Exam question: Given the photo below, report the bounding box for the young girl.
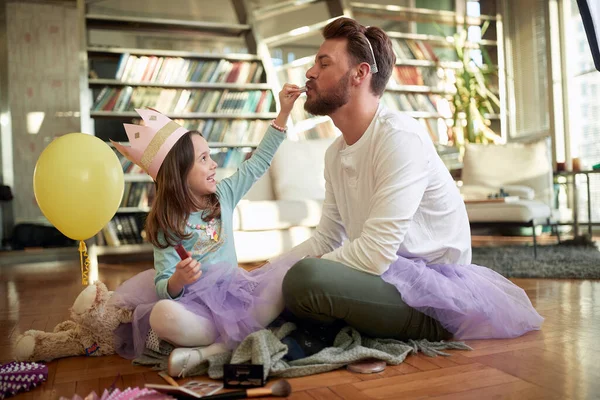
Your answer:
[110,84,305,377]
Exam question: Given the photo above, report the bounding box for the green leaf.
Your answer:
[481,20,491,38]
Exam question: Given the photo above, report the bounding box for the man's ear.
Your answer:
[353,63,371,86]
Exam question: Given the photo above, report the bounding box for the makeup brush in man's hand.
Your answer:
[200,380,291,399]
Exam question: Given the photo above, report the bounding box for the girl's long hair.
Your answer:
[145,131,221,248]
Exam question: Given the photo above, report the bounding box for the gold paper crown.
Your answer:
[111,108,188,181]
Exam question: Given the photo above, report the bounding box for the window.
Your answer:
[562,0,600,224]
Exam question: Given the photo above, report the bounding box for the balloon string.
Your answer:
[78,240,90,285]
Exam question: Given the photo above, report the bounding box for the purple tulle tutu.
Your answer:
[381,257,544,340]
[111,253,302,359]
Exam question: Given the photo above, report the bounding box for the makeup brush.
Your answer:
[158,371,180,387]
[200,380,291,399]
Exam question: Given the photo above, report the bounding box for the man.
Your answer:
[283,17,471,345]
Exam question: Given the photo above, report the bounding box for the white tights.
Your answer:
[148,274,285,358]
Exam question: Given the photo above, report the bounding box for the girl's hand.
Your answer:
[272,84,303,131]
[167,252,202,297]
[278,83,303,115]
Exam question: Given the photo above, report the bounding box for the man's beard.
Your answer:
[304,71,351,116]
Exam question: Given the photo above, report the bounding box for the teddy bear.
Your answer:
[13,281,133,362]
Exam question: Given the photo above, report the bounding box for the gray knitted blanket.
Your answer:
[133,323,471,379]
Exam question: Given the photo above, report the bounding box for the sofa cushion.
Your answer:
[270,138,335,200]
[466,199,552,223]
[235,199,323,231]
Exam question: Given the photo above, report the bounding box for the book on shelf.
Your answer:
[114,54,264,85]
[120,182,155,209]
[381,92,447,116]
[92,87,274,115]
[389,65,453,90]
[391,38,440,62]
[90,51,272,115]
[210,147,253,168]
[171,118,270,144]
[113,148,145,174]
[100,214,146,247]
[128,118,268,144]
[390,37,500,95]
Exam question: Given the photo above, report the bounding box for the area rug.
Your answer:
[471,243,600,279]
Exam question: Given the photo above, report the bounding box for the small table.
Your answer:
[554,169,600,237]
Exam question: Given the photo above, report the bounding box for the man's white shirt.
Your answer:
[290,103,472,275]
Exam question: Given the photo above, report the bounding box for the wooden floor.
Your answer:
[1,237,598,399]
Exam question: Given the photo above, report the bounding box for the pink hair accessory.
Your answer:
[111,108,188,181]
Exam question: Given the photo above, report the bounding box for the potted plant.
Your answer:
[444,21,504,156]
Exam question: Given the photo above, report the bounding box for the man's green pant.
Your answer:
[282,258,451,341]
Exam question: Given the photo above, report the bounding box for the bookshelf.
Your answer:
[77,0,275,250]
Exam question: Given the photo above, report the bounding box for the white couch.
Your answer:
[223,137,335,263]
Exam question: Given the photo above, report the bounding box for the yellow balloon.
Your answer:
[33,133,124,241]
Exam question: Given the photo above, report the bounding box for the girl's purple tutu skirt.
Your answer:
[381,256,543,340]
[111,251,542,360]
[111,253,302,360]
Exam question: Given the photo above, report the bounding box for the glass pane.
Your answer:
[507,0,549,138]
